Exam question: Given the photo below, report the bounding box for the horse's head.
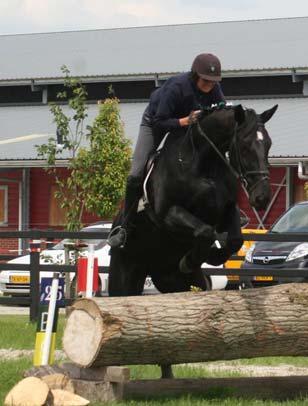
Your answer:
[231,104,278,210]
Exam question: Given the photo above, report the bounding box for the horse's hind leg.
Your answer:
[165,206,216,272]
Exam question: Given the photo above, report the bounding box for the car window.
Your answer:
[51,227,108,251]
[271,205,308,233]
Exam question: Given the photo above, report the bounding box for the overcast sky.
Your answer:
[0,0,308,35]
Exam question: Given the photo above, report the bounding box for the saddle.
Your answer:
[137,133,169,213]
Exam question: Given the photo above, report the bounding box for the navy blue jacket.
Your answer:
[144,72,225,143]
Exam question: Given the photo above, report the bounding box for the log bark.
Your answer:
[62,283,308,367]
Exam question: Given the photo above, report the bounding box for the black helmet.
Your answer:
[191,53,222,82]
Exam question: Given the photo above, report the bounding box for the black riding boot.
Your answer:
[108,176,143,248]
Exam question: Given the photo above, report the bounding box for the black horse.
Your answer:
[108,104,277,297]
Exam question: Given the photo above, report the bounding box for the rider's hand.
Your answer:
[179,110,201,127]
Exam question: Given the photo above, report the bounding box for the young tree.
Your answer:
[74,98,132,219]
[37,66,131,231]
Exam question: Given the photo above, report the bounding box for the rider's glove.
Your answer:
[188,110,201,125]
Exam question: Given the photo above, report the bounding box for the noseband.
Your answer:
[195,119,269,193]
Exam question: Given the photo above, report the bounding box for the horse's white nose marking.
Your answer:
[257,131,264,141]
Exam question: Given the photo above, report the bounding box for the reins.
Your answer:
[196,120,240,181]
[194,116,269,193]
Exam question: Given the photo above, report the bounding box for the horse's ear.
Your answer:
[260,104,278,123]
[234,104,246,125]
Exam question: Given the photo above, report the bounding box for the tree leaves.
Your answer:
[36,67,131,230]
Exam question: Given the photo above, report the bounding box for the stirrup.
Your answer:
[107,226,128,248]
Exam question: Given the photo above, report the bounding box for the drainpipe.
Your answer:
[285,167,293,209]
[21,169,30,254]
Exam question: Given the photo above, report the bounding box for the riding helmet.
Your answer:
[191,53,222,82]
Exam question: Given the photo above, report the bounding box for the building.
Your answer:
[1,16,308,251]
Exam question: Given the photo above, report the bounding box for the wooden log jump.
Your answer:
[63,283,308,368]
[22,363,308,402]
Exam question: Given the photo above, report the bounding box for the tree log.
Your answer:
[4,377,50,406]
[63,283,308,368]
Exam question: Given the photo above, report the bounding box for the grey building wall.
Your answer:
[0,97,307,162]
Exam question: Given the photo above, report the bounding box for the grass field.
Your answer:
[0,314,65,349]
[1,315,308,405]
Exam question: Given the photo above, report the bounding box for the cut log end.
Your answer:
[63,303,103,367]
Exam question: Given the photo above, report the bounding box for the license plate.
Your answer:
[254,276,273,281]
[227,275,239,281]
[9,275,30,284]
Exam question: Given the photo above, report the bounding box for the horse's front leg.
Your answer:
[164,205,216,273]
[164,205,215,240]
[206,204,243,266]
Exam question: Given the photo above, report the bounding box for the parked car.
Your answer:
[224,228,268,289]
[0,222,227,296]
[241,201,308,288]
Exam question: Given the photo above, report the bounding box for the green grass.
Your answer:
[128,364,243,380]
[0,315,65,349]
[0,358,33,404]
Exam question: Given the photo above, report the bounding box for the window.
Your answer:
[0,186,8,225]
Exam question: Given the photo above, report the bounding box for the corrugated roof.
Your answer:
[0,97,306,163]
[1,17,308,81]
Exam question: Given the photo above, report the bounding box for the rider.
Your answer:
[108,53,226,248]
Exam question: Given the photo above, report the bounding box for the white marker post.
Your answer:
[85,244,95,298]
[41,273,59,365]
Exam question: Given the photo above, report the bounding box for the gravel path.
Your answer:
[185,361,308,377]
[0,349,65,361]
[0,306,29,315]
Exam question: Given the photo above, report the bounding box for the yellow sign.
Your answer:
[33,305,59,366]
[33,332,56,366]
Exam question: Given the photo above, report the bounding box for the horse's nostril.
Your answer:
[257,195,264,203]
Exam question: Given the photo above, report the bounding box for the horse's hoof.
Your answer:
[179,256,193,274]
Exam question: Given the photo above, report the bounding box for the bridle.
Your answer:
[195,117,269,194]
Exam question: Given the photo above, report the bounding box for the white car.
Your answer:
[0,222,227,296]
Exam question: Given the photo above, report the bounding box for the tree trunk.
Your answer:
[63,283,308,368]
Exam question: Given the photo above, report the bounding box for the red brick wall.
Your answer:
[30,168,104,229]
[2,165,295,252]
